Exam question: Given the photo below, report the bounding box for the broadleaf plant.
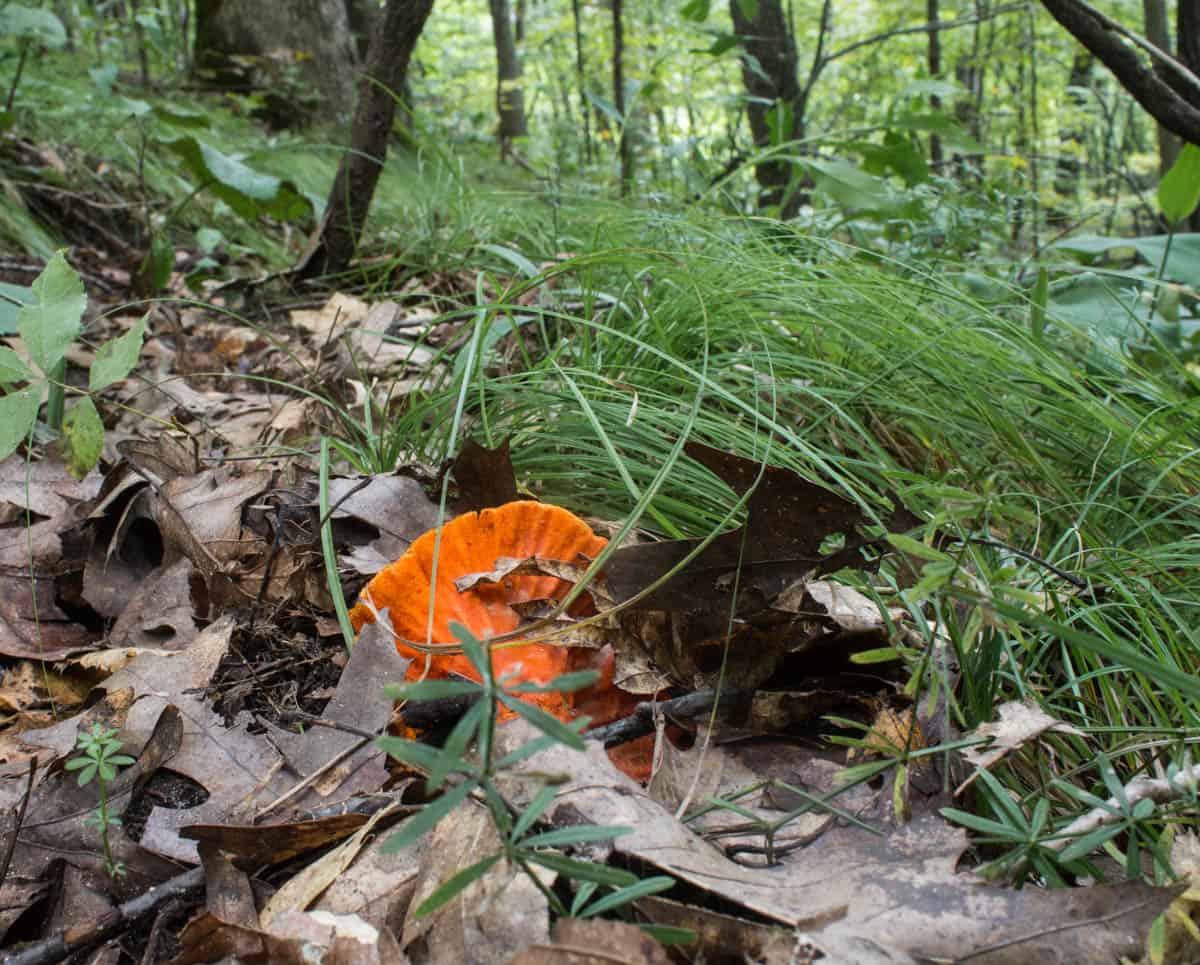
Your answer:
[0,251,146,476]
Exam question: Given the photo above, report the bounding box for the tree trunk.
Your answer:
[1179,0,1200,77]
[1179,0,1200,229]
[612,0,632,192]
[952,0,988,180]
[729,0,803,212]
[1142,0,1179,176]
[296,0,436,279]
[194,0,358,119]
[345,0,380,62]
[489,0,528,154]
[571,0,592,164]
[927,0,943,169]
[129,0,151,85]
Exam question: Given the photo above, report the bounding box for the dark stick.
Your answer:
[4,867,204,965]
[585,688,747,748]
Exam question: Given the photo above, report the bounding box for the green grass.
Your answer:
[362,194,1200,883]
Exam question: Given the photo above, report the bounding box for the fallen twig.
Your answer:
[585,688,748,748]
[4,866,204,965]
[1046,761,1200,852]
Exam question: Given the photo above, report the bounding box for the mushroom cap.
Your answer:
[349,500,608,716]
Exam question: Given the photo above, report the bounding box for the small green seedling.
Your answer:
[65,723,135,878]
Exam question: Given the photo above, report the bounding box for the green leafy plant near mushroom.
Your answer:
[380,622,691,945]
[0,251,146,477]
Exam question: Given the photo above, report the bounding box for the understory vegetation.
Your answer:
[2,1,1200,960]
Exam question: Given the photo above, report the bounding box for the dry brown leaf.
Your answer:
[508,918,673,965]
[959,699,1085,791]
[1149,832,1200,965]
[260,803,403,929]
[803,580,905,634]
[0,698,184,893]
[492,718,1173,962]
[260,617,409,811]
[0,453,102,522]
[0,466,98,660]
[182,814,374,869]
[402,799,550,964]
[329,474,441,577]
[94,617,293,863]
[264,909,409,965]
[313,819,424,933]
[291,292,372,339]
[632,897,795,965]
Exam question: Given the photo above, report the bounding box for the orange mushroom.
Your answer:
[350,501,600,702]
[351,501,656,780]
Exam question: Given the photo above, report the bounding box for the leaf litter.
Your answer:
[0,288,1186,965]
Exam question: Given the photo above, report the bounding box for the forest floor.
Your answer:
[1,78,1199,965]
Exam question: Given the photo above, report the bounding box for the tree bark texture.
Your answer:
[1180,0,1200,78]
[729,0,803,210]
[297,0,436,278]
[1142,0,1179,175]
[1178,0,1200,229]
[571,0,592,163]
[345,0,380,62]
[613,0,632,191]
[927,0,944,168]
[193,0,358,118]
[1040,0,1200,146]
[489,0,528,149]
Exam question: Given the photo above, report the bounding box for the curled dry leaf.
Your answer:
[958,699,1085,792]
[328,473,441,577]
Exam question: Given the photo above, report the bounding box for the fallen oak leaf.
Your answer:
[604,442,921,612]
[492,717,1177,963]
[958,699,1085,793]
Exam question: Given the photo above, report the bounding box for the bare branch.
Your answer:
[1061,0,1200,100]
[1040,0,1200,146]
[824,1,1026,67]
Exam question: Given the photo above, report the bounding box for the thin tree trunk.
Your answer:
[927,0,943,169]
[612,0,632,192]
[1178,0,1200,229]
[489,0,527,155]
[571,0,592,164]
[296,0,435,279]
[1049,51,1093,224]
[729,0,804,213]
[953,0,986,179]
[1142,0,1179,176]
[129,0,151,85]
[1039,0,1200,146]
